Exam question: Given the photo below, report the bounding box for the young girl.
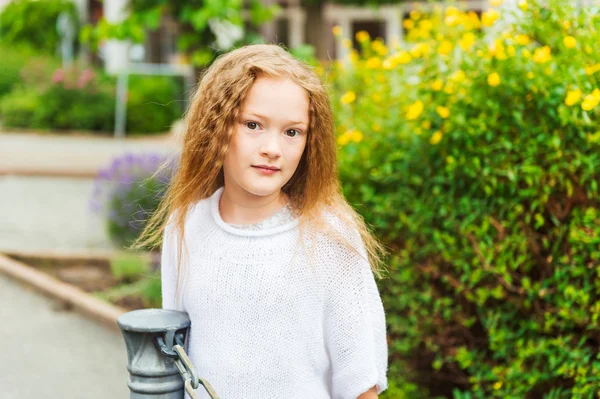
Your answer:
[134,44,389,399]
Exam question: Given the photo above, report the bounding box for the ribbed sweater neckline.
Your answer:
[209,186,300,237]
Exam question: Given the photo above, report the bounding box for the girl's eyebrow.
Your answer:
[244,111,308,126]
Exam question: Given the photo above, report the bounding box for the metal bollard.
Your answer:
[117,309,219,399]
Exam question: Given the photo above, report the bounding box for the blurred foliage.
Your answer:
[110,252,150,282]
[328,0,600,397]
[0,57,184,134]
[81,0,279,67]
[127,75,184,134]
[0,0,79,54]
[0,43,35,98]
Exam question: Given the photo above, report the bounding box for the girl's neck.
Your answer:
[218,186,289,225]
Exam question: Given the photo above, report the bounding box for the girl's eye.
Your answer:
[246,122,260,130]
[286,129,301,138]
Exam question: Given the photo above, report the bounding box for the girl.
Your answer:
[133,44,389,399]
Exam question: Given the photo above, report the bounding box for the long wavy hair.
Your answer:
[130,44,388,302]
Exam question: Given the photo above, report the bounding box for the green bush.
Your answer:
[34,72,116,131]
[330,1,600,398]
[126,75,184,135]
[0,88,41,128]
[0,44,35,98]
[110,252,150,282]
[1,63,184,134]
[0,0,79,54]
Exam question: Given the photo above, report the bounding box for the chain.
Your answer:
[156,334,220,399]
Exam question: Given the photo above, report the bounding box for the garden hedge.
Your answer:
[330,1,600,397]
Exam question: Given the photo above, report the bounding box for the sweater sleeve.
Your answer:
[323,239,389,399]
[161,216,183,311]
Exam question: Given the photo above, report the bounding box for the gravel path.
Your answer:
[0,272,130,398]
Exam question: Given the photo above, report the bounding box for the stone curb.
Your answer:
[3,249,119,261]
[0,168,98,178]
[0,253,128,332]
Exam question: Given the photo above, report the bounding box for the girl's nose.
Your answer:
[260,131,282,159]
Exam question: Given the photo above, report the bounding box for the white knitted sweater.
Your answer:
[161,187,388,399]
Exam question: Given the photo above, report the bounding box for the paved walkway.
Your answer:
[0,131,182,254]
[0,131,181,177]
[0,272,130,398]
[0,131,183,397]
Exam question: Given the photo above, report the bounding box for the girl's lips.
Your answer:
[252,166,279,175]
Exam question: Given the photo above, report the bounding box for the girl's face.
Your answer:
[222,76,309,200]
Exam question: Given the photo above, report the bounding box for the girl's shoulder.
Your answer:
[308,207,367,261]
[165,195,212,235]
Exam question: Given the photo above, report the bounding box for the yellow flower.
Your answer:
[562,20,571,30]
[366,57,382,69]
[341,91,356,104]
[522,48,531,58]
[585,46,593,55]
[489,41,508,60]
[490,0,503,6]
[582,97,599,111]
[337,133,350,146]
[563,36,576,49]
[459,32,476,51]
[403,19,415,30]
[332,26,342,37]
[445,14,460,27]
[421,120,432,129]
[482,9,500,27]
[518,1,528,11]
[488,72,501,87]
[398,52,412,64]
[410,10,421,20]
[350,130,364,143]
[342,38,352,49]
[533,46,552,64]
[430,131,443,145]
[419,20,433,32]
[355,30,370,43]
[407,100,424,120]
[372,93,382,103]
[582,89,600,111]
[585,63,600,76]
[451,70,466,83]
[507,45,516,56]
[493,382,503,390]
[431,79,444,91]
[436,106,450,119]
[410,43,430,58]
[467,11,481,29]
[337,130,363,145]
[438,40,453,55]
[382,59,394,70]
[565,89,582,106]
[444,85,455,94]
[372,40,388,56]
[515,34,530,45]
[527,72,534,79]
[445,6,460,17]
[372,123,381,132]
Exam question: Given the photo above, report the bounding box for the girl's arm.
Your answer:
[160,217,180,310]
[358,386,378,399]
[322,236,388,399]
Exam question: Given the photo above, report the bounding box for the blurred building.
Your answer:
[1,0,596,72]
